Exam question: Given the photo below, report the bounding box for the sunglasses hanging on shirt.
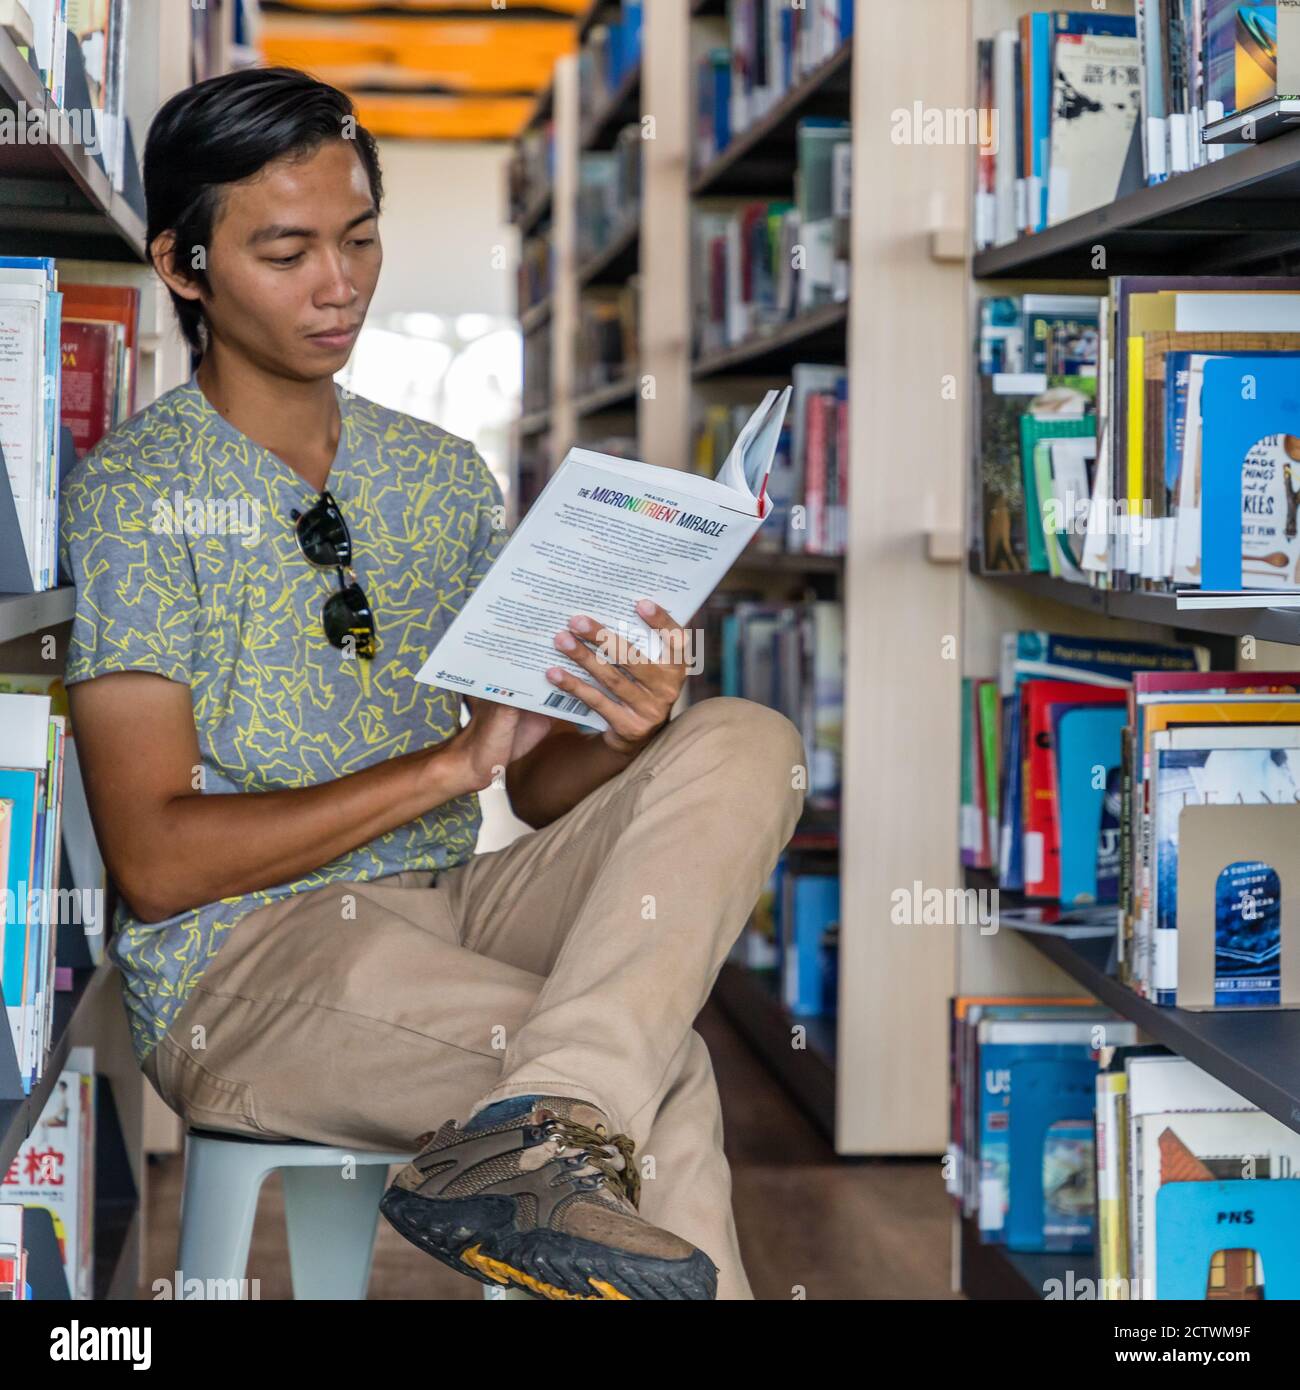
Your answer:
[290,490,378,661]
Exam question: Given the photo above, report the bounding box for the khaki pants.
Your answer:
[141,696,806,1300]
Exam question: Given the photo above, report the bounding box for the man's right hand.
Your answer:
[450,696,556,793]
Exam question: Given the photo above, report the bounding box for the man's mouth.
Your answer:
[307,324,361,348]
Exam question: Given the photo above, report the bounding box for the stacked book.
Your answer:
[692,118,849,357]
[1095,1046,1300,1299]
[575,280,639,395]
[9,0,135,194]
[693,0,854,168]
[961,629,1208,910]
[0,257,63,593]
[737,852,839,1019]
[1,1045,96,1300]
[972,277,1300,596]
[578,0,642,128]
[975,4,1300,250]
[576,126,642,263]
[508,119,555,222]
[693,363,847,556]
[519,234,552,317]
[951,1005,1300,1295]
[949,999,1137,1256]
[1119,668,1300,1008]
[60,281,139,457]
[694,595,843,807]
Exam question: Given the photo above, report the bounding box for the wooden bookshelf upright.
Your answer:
[956,0,1300,1298]
[511,2,966,1156]
[0,3,221,1297]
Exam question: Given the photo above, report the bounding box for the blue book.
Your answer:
[1005,1057,1098,1252]
[1029,14,1051,232]
[1157,1179,1300,1300]
[977,1026,1114,1243]
[0,769,41,1091]
[1164,350,1192,498]
[782,874,838,1016]
[1200,355,1300,590]
[997,631,1203,890]
[1052,10,1137,37]
[1054,704,1127,905]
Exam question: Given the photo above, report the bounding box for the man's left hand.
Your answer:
[546,599,691,757]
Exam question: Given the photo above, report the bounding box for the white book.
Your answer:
[992,30,1018,247]
[416,389,793,732]
[0,1203,24,1299]
[1138,1108,1300,1297]
[0,281,47,586]
[1126,1054,1256,1292]
[1149,727,1300,1001]
[1174,293,1300,333]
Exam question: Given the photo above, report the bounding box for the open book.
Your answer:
[415,387,792,731]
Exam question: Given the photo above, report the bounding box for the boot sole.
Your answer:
[378,1187,718,1301]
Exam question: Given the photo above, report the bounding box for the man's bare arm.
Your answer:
[505,721,640,830]
[68,671,537,924]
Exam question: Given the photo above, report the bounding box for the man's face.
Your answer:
[197,139,381,380]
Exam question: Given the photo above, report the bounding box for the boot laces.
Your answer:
[543,1116,641,1209]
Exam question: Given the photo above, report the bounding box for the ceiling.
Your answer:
[254,0,585,140]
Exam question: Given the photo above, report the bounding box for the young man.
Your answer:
[59,67,805,1302]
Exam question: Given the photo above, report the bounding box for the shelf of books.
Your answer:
[957,0,1300,1302]
[685,0,856,1147]
[0,0,214,1299]
[509,0,966,1155]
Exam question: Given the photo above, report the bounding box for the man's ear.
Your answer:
[150,229,203,305]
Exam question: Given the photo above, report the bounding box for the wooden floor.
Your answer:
[141,998,958,1300]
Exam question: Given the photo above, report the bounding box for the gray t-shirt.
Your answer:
[59,375,506,1068]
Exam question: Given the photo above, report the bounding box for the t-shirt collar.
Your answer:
[183,370,351,501]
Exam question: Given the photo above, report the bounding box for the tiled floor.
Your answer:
[142,998,958,1301]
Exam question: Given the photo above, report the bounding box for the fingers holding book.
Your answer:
[546,600,691,757]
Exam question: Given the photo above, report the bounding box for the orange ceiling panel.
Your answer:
[260,17,575,92]
[257,2,581,141]
[352,91,537,140]
[263,0,585,14]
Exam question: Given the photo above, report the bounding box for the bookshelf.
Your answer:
[509,2,960,1156]
[0,0,223,1298]
[957,0,1300,1299]
[0,27,143,261]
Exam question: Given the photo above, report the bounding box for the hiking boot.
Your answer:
[379,1093,718,1300]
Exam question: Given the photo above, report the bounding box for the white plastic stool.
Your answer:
[176,1124,538,1300]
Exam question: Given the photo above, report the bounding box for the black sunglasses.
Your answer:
[290,490,378,660]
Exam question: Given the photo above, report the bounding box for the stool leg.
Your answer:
[282,1162,391,1300]
[177,1139,270,1296]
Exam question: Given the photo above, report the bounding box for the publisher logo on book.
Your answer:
[437,670,474,688]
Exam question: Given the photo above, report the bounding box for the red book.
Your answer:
[804,392,828,553]
[835,395,849,554]
[60,320,117,455]
[1021,679,1127,899]
[62,284,140,416]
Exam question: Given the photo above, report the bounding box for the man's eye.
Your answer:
[350,238,375,249]
[268,253,302,267]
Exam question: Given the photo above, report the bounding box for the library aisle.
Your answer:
[0,0,1298,1358]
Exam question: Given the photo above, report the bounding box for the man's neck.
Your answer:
[195,346,342,494]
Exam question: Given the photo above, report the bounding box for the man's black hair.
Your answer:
[143,66,384,355]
